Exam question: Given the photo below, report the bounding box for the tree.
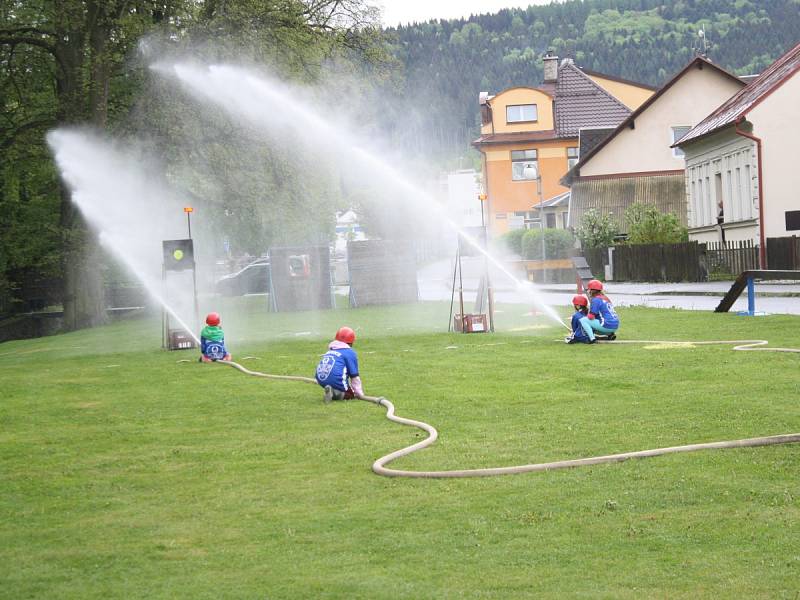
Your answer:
[1,0,385,329]
[1,0,169,329]
[624,202,688,244]
[575,209,616,249]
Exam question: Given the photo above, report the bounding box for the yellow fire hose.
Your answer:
[217,340,800,478]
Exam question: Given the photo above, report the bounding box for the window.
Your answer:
[506,104,538,123]
[786,211,800,231]
[567,147,579,169]
[671,126,691,157]
[511,149,538,181]
[546,213,556,228]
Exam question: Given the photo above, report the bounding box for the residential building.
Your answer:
[563,56,746,234]
[676,41,800,267]
[472,53,655,236]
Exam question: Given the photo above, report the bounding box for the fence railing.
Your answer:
[582,238,780,283]
[705,240,759,276]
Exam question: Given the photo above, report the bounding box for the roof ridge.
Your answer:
[678,41,800,145]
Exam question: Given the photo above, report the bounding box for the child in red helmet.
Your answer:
[586,279,619,341]
[565,294,596,344]
[200,312,232,362]
[315,326,364,403]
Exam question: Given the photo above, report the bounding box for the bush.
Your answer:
[624,203,688,244]
[521,228,575,260]
[499,228,526,256]
[575,208,616,249]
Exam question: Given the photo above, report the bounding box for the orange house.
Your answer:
[473,54,655,235]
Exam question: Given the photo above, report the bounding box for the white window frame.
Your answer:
[567,146,579,169]
[511,149,538,181]
[506,104,538,124]
[671,126,692,158]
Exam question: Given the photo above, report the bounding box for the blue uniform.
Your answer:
[568,311,593,343]
[315,346,359,392]
[201,336,229,361]
[589,295,619,330]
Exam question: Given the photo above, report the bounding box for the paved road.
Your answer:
[418,258,800,315]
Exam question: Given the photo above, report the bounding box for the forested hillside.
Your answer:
[383,0,800,163]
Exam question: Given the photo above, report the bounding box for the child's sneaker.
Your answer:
[606,333,616,341]
[323,385,333,404]
[587,338,597,344]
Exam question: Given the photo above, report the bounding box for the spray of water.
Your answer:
[154,62,568,330]
[47,128,202,345]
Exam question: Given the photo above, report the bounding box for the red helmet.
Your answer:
[206,312,220,326]
[335,326,356,344]
[587,279,603,291]
[572,294,588,307]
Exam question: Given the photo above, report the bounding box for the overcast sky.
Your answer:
[378,0,559,27]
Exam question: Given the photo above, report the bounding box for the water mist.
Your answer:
[154,62,568,330]
[47,128,202,343]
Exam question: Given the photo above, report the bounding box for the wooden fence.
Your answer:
[767,236,800,270]
[614,241,705,282]
[705,240,759,276]
[583,240,753,283]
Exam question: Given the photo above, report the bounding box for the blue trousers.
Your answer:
[578,316,617,340]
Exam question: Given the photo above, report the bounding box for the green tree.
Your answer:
[624,202,688,244]
[1,0,386,327]
[575,209,616,249]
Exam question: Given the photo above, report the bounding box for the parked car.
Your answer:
[216,258,270,296]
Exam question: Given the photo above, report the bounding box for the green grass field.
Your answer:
[2,301,799,599]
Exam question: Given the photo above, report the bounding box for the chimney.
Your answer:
[543,50,558,83]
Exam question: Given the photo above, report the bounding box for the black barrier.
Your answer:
[348,240,418,307]
[268,245,332,312]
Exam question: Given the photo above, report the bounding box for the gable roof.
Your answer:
[554,60,632,138]
[564,56,745,182]
[677,41,800,146]
[581,68,658,91]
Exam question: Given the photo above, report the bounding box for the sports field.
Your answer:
[2,302,799,598]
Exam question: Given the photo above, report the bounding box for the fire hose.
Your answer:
[216,340,800,478]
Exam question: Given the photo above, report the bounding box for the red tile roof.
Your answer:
[678,41,800,145]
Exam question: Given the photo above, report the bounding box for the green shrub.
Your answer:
[575,208,616,249]
[499,228,526,256]
[521,228,575,260]
[624,203,688,244]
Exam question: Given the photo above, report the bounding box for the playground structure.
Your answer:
[715,270,800,315]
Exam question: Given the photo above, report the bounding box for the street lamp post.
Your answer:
[523,165,547,283]
[183,206,199,331]
[478,193,495,332]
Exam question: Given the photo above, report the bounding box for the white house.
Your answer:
[563,56,746,234]
[676,41,800,267]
